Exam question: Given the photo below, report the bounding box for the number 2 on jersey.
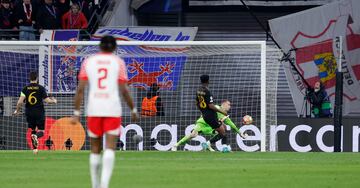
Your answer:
[198,95,207,108]
[98,68,108,89]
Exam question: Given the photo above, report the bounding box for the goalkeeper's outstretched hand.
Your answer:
[239,132,248,139]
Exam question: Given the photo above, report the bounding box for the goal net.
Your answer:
[0,41,281,152]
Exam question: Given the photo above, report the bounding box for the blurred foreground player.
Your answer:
[73,35,138,188]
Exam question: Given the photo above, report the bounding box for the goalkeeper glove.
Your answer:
[239,132,248,139]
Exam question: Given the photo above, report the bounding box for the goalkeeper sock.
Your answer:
[176,135,191,146]
[101,149,115,188]
[209,134,223,144]
[90,153,101,188]
[36,131,44,139]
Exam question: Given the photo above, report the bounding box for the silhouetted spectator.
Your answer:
[0,136,6,149]
[61,3,87,29]
[45,136,54,150]
[64,138,73,150]
[15,0,36,40]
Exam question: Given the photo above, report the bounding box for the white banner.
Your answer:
[269,0,360,115]
[92,26,198,41]
[38,30,53,92]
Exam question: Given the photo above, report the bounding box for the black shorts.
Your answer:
[203,113,221,129]
[25,111,45,130]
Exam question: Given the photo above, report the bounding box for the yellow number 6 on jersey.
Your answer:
[28,92,37,105]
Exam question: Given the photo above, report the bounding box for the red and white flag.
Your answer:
[269,0,360,115]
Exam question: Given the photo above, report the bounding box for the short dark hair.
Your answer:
[100,35,117,53]
[200,75,209,84]
[29,71,38,81]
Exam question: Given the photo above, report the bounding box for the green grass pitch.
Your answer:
[1,151,359,188]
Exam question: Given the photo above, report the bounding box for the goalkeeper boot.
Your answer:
[202,141,215,152]
[201,142,208,151]
[31,134,38,148]
[171,145,177,151]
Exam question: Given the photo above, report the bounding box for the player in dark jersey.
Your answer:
[196,75,229,152]
[13,71,57,154]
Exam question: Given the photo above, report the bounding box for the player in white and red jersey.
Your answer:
[73,35,138,188]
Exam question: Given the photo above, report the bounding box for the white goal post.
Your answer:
[0,40,280,152]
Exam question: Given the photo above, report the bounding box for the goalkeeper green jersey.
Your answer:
[194,105,240,134]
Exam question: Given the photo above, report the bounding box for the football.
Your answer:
[242,115,253,125]
[132,134,143,143]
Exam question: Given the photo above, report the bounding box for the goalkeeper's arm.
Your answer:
[221,115,247,138]
[222,116,240,134]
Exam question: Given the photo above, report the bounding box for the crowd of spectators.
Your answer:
[0,0,99,40]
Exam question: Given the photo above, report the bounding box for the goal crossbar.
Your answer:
[0,40,266,46]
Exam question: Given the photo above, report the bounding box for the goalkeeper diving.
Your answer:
[172,100,247,152]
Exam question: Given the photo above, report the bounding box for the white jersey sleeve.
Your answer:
[78,53,128,117]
